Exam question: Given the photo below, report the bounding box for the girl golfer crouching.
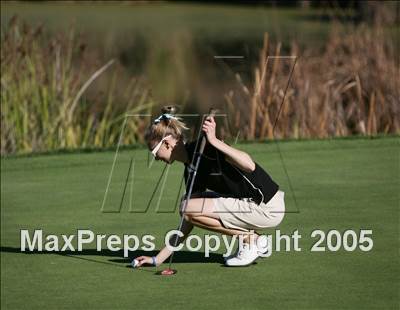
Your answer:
[135,112,285,267]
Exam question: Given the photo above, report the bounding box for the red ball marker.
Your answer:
[158,268,177,276]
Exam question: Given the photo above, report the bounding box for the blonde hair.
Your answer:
[144,115,189,147]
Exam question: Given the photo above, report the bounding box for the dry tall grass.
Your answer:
[1,16,153,155]
[1,16,398,155]
[225,22,399,140]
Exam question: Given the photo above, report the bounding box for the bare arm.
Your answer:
[155,218,193,265]
[202,116,256,173]
[136,218,193,266]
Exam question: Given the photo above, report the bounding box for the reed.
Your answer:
[1,16,153,155]
[226,21,399,140]
[1,15,398,155]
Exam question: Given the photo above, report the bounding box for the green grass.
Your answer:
[1,137,399,309]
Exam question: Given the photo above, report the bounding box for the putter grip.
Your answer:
[199,108,217,154]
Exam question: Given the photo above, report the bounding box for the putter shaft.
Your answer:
[167,108,217,270]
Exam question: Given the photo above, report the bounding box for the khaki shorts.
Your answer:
[213,190,285,232]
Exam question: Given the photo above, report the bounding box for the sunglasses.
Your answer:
[151,135,172,157]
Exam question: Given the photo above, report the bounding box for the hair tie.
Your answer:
[153,113,177,124]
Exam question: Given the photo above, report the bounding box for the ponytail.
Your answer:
[144,111,188,146]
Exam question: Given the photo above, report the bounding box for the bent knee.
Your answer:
[180,199,200,220]
[183,213,194,222]
[182,207,197,222]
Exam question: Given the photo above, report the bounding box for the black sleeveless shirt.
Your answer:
[183,139,279,204]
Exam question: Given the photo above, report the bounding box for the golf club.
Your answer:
[157,107,217,276]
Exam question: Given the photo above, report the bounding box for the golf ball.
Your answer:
[131,259,139,268]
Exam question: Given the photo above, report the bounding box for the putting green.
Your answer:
[1,137,398,309]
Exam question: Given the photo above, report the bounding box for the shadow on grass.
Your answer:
[0,246,223,269]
